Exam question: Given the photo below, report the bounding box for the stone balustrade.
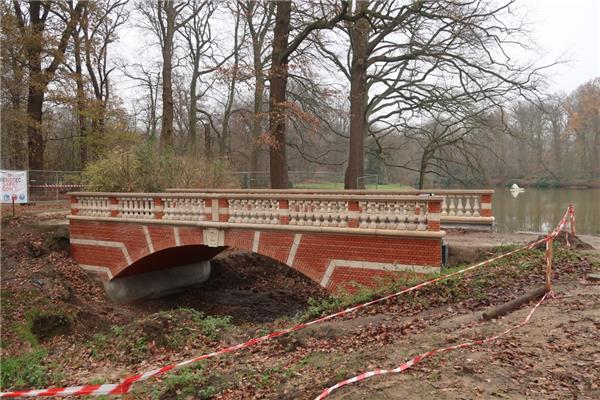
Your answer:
[165,188,495,228]
[69,192,447,233]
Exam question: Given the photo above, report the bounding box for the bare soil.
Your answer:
[1,204,599,399]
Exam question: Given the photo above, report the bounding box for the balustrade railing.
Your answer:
[165,188,495,222]
[118,197,154,219]
[289,200,349,227]
[69,191,448,233]
[162,197,207,221]
[358,200,428,231]
[228,199,279,224]
[74,196,111,217]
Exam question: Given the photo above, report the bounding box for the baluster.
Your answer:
[298,203,306,225]
[448,196,456,216]
[228,199,236,222]
[417,203,427,230]
[369,202,377,229]
[441,196,448,216]
[472,196,480,217]
[464,197,472,217]
[456,197,464,216]
[397,205,407,230]
[179,199,185,220]
[289,201,297,225]
[261,200,268,223]
[274,200,280,224]
[359,201,368,228]
[409,203,418,230]
[254,200,261,223]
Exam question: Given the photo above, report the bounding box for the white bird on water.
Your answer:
[510,183,525,198]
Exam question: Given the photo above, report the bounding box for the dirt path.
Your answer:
[335,282,600,399]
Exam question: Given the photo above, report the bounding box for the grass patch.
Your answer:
[0,348,48,389]
[133,362,221,400]
[84,309,233,363]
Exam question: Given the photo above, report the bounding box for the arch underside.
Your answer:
[114,245,227,279]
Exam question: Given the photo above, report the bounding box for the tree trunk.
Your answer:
[268,0,291,189]
[418,151,429,189]
[25,1,46,170]
[204,122,212,160]
[189,70,198,151]
[26,83,45,170]
[250,72,264,173]
[22,1,85,169]
[219,6,241,159]
[160,0,176,151]
[73,29,88,168]
[344,1,369,189]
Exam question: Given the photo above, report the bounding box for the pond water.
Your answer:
[492,188,599,235]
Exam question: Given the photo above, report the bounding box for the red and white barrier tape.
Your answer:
[0,206,574,397]
[29,185,85,189]
[314,291,551,400]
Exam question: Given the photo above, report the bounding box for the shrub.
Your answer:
[82,141,236,192]
[83,150,138,191]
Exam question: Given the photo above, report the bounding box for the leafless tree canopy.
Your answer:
[1,0,597,189]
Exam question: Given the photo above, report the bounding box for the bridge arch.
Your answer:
[70,217,443,300]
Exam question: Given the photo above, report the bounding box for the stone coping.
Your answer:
[68,215,447,238]
[165,188,495,195]
[67,192,445,202]
[441,216,496,224]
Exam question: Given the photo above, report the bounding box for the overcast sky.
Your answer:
[116,0,600,103]
[525,0,600,93]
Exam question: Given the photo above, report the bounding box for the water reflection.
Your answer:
[493,188,599,235]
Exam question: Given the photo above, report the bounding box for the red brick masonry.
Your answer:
[70,219,443,293]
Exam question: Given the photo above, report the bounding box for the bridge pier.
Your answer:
[105,260,211,302]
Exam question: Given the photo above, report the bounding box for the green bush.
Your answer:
[83,150,138,191]
[82,141,236,192]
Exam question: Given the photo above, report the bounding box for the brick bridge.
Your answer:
[68,189,493,300]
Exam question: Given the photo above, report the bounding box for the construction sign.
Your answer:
[0,170,28,204]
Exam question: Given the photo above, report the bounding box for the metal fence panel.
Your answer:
[28,170,84,202]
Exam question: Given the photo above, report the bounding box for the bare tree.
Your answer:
[180,0,217,152]
[565,78,600,181]
[12,0,86,169]
[240,0,275,173]
[121,63,162,138]
[344,0,369,189]
[137,0,194,151]
[267,0,351,188]
[64,0,129,165]
[317,0,548,188]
